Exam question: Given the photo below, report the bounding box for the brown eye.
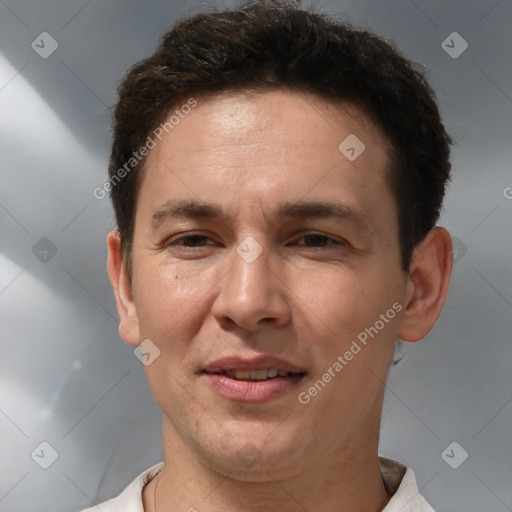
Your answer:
[177,235,209,246]
[303,234,331,247]
[166,233,214,249]
[297,234,343,247]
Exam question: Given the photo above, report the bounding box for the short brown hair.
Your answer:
[109,0,452,276]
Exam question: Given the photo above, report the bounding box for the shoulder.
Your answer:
[379,455,435,512]
[77,462,163,512]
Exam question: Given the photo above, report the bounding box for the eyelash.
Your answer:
[165,234,216,249]
[164,233,346,249]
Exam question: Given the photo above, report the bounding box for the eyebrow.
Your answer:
[277,201,367,225]
[151,198,370,231]
[151,199,228,227]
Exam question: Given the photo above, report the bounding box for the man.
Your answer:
[83,1,453,510]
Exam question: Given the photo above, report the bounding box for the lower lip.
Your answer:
[203,373,305,403]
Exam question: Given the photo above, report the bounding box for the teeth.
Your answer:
[249,369,268,379]
[224,369,289,380]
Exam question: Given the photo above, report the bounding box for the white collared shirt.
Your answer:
[78,456,435,512]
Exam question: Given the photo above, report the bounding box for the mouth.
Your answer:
[205,368,306,381]
[201,356,307,403]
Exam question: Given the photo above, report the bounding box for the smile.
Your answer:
[211,368,305,380]
[203,369,306,403]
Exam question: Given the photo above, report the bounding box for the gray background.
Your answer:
[0,0,511,511]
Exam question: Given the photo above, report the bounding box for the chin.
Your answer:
[209,450,302,482]
[201,424,308,479]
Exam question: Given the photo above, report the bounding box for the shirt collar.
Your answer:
[83,457,434,512]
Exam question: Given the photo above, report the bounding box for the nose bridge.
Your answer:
[212,237,290,330]
[232,238,269,294]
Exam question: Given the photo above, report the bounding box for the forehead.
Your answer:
[150,90,389,162]
[137,89,395,225]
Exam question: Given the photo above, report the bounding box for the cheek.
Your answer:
[290,261,402,364]
[132,259,214,341]
[289,263,368,338]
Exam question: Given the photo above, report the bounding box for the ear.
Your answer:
[398,226,453,342]
[106,230,140,346]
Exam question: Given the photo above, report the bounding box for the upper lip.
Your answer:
[203,355,307,374]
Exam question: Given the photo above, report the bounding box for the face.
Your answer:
[122,90,411,479]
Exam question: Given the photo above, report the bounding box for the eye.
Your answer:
[295,234,345,248]
[165,233,215,248]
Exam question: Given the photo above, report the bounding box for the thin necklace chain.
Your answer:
[153,472,161,512]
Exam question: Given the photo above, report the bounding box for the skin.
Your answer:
[107,90,452,512]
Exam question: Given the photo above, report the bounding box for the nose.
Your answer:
[211,240,291,333]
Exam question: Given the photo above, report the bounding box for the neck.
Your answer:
[143,421,391,512]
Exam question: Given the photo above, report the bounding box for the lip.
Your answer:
[203,373,305,403]
[203,355,306,374]
[202,355,307,403]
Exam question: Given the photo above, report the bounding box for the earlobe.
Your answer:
[398,227,453,342]
[106,230,141,346]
